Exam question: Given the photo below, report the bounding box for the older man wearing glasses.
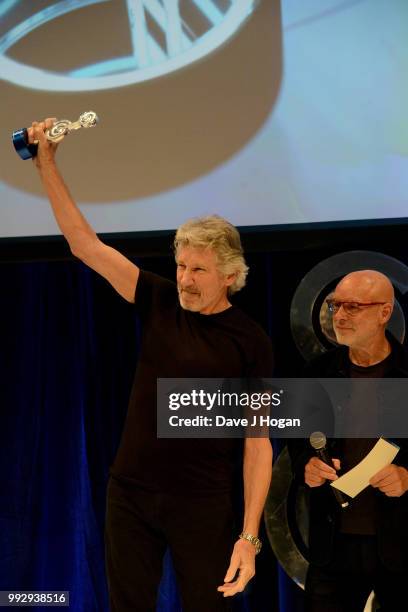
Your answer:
[289,270,408,612]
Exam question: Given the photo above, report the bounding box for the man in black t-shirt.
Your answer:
[29,119,274,611]
[289,270,408,612]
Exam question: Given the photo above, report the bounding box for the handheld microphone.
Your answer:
[310,431,349,509]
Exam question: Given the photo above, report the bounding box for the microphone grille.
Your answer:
[310,431,327,450]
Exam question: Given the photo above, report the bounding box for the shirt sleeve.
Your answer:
[134,270,177,322]
[247,330,275,378]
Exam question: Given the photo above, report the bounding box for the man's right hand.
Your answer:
[27,118,58,169]
[304,457,340,487]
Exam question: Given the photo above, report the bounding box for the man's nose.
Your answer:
[333,304,347,320]
[180,269,193,286]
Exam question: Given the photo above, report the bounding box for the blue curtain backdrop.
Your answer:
[0,252,306,612]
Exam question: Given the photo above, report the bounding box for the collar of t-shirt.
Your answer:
[348,352,393,378]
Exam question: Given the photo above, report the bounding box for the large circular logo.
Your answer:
[0,0,259,91]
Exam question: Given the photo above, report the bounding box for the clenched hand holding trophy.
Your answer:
[12,111,99,160]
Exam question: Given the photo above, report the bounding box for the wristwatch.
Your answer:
[239,532,262,554]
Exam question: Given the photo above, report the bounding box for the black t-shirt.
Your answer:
[111,270,274,492]
[340,355,393,534]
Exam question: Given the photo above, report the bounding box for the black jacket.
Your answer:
[288,333,408,570]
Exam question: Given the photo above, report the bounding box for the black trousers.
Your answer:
[105,476,234,612]
[305,533,406,612]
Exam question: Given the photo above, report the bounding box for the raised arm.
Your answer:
[29,119,139,303]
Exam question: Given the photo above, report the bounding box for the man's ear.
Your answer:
[225,272,236,287]
[381,303,393,324]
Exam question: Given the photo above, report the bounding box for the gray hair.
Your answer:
[174,215,248,295]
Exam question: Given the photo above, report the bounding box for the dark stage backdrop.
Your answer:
[2,238,408,611]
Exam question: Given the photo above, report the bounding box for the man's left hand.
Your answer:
[370,464,408,497]
[217,538,256,597]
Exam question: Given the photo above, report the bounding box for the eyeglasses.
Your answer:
[326,299,387,316]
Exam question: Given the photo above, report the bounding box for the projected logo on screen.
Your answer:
[0,0,257,92]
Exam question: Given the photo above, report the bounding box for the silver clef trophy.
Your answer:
[12,111,99,160]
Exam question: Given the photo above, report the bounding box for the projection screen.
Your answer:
[0,0,407,240]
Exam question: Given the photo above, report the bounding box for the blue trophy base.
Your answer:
[12,128,38,160]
